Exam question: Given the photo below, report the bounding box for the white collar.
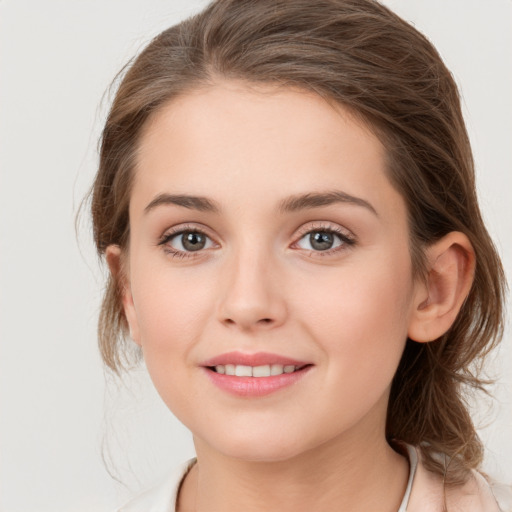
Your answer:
[397,444,418,512]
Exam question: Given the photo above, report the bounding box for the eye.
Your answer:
[293,225,355,254]
[159,229,215,254]
[296,230,343,251]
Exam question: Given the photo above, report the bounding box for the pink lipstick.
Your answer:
[201,351,313,397]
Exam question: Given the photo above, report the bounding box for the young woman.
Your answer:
[90,0,510,510]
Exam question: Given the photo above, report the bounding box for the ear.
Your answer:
[105,245,141,346]
[408,232,475,343]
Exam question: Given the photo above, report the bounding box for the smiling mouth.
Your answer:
[203,359,313,396]
[208,364,311,377]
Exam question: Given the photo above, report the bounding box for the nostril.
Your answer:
[222,317,275,329]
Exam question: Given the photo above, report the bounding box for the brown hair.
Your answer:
[90,0,506,485]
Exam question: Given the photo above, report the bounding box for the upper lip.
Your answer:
[201,351,311,368]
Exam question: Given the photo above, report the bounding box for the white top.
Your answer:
[398,444,418,512]
[117,445,511,512]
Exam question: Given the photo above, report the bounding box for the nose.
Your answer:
[217,247,287,332]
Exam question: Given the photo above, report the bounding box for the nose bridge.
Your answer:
[217,237,286,330]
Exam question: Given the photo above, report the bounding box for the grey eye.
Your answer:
[297,231,343,251]
[310,232,334,250]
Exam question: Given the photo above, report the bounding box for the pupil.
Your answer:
[182,232,206,251]
[310,231,333,251]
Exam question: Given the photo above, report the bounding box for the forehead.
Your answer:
[132,81,404,223]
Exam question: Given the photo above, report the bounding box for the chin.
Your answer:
[200,428,314,463]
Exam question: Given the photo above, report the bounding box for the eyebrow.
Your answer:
[144,193,221,214]
[143,190,377,216]
[279,190,378,216]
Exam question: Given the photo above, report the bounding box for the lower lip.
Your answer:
[202,366,313,397]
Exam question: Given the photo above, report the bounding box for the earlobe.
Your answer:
[408,232,475,343]
[105,245,141,345]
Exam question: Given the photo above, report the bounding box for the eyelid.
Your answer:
[158,223,198,243]
[293,221,355,241]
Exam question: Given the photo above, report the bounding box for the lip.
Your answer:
[200,351,313,397]
[201,351,310,367]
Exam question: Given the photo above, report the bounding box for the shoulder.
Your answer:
[115,458,196,512]
[407,446,510,512]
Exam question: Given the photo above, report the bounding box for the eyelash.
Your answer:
[157,222,356,259]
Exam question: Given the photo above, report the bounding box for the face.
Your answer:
[118,82,421,462]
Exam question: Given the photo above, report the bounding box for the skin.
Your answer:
[107,81,475,512]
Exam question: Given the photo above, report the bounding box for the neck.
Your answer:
[177,423,409,512]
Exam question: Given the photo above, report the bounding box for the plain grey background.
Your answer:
[1,1,511,511]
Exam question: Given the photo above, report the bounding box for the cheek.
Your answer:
[128,255,214,358]
[129,264,212,414]
[297,251,414,378]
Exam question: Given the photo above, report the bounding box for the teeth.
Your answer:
[253,365,271,377]
[213,364,300,377]
[235,365,252,377]
[270,364,284,376]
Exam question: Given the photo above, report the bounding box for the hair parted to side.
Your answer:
[91,0,506,485]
